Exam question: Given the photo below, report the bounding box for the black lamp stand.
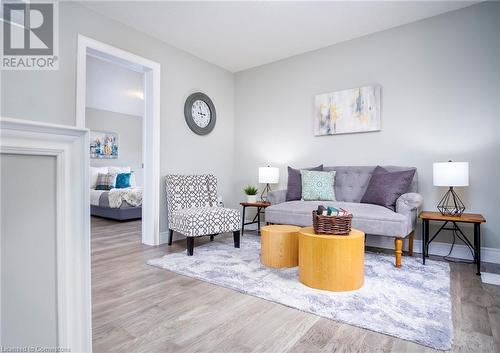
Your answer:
[260,183,272,202]
[437,186,465,216]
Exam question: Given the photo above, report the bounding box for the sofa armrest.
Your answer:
[267,189,287,205]
[396,192,423,234]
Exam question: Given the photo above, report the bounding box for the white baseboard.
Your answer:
[163,224,500,265]
[159,230,188,244]
[481,272,500,285]
[365,235,500,264]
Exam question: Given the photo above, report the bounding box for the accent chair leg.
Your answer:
[395,238,403,268]
[168,229,173,246]
[233,230,240,248]
[408,232,414,257]
[187,237,194,256]
[210,235,214,242]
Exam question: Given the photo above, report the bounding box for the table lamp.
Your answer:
[433,161,469,216]
[258,166,279,202]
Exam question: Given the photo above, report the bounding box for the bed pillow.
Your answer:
[115,172,132,189]
[300,170,336,201]
[95,173,117,190]
[286,164,323,201]
[90,167,108,189]
[108,166,131,174]
[361,167,416,211]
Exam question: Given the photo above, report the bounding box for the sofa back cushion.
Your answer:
[323,166,417,203]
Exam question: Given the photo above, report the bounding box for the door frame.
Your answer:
[76,35,161,245]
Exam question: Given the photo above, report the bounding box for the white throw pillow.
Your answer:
[90,167,108,189]
[108,166,131,174]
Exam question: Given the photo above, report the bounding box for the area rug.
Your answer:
[148,234,453,350]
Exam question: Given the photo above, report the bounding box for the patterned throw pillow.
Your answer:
[300,170,336,201]
[95,173,117,190]
[115,172,132,189]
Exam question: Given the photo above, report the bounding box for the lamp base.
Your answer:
[260,184,272,202]
[437,187,465,216]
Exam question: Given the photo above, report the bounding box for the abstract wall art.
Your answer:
[314,85,381,136]
[90,130,118,159]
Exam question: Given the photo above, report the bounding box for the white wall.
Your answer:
[1,1,236,234]
[1,154,58,346]
[234,2,500,248]
[86,55,144,117]
[86,108,144,186]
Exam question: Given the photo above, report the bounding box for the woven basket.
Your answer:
[312,211,352,235]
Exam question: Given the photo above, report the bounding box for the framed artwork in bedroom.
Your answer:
[314,85,381,136]
[89,130,118,159]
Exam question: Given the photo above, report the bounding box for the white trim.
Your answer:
[481,272,500,286]
[0,117,91,353]
[76,35,161,246]
[365,235,500,264]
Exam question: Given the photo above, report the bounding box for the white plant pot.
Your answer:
[247,195,257,203]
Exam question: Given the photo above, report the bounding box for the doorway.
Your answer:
[76,35,160,245]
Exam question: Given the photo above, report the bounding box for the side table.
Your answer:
[419,211,486,275]
[240,202,271,235]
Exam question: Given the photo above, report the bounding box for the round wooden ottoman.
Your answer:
[260,225,301,268]
[298,227,365,292]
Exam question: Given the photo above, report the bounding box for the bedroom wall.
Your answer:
[86,108,144,186]
[86,55,144,117]
[234,2,500,249]
[0,1,236,235]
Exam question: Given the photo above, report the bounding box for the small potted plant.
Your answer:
[244,186,258,203]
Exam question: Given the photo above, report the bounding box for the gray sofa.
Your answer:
[265,166,423,267]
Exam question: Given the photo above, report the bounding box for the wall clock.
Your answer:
[184,92,216,135]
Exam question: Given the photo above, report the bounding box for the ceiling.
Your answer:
[82,1,477,73]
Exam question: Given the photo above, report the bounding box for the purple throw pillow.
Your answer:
[286,165,323,201]
[361,167,416,211]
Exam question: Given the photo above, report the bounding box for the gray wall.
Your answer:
[234,2,500,248]
[1,154,58,346]
[1,2,236,233]
[86,108,144,186]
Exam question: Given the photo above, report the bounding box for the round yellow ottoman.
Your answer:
[299,226,365,292]
[260,225,301,268]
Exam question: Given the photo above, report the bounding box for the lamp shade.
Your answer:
[259,166,279,184]
[433,162,469,187]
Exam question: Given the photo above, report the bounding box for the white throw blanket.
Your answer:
[108,188,143,208]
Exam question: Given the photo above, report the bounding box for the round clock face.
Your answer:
[184,92,216,135]
[191,99,211,128]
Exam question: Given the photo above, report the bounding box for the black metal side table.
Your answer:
[419,211,486,275]
[240,202,271,235]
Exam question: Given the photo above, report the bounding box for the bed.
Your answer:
[90,189,142,221]
[90,166,143,221]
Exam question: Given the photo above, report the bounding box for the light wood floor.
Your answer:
[91,217,500,353]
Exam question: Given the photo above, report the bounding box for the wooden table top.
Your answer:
[419,211,486,223]
[299,227,365,240]
[240,201,271,207]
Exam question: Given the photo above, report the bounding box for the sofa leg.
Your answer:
[233,230,240,248]
[408,232,414,257]
[187,237,194,256]
[168,229,173,246]
[395,238,403,268]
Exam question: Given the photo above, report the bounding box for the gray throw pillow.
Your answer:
[361,167,416,211]
[286,164,323,201]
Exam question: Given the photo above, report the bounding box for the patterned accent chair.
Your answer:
[165,174,241,256]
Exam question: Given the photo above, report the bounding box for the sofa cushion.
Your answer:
[286,164,323,201]
[361,168,416,211]
[323,166,417,203]
[265,200,409,237]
